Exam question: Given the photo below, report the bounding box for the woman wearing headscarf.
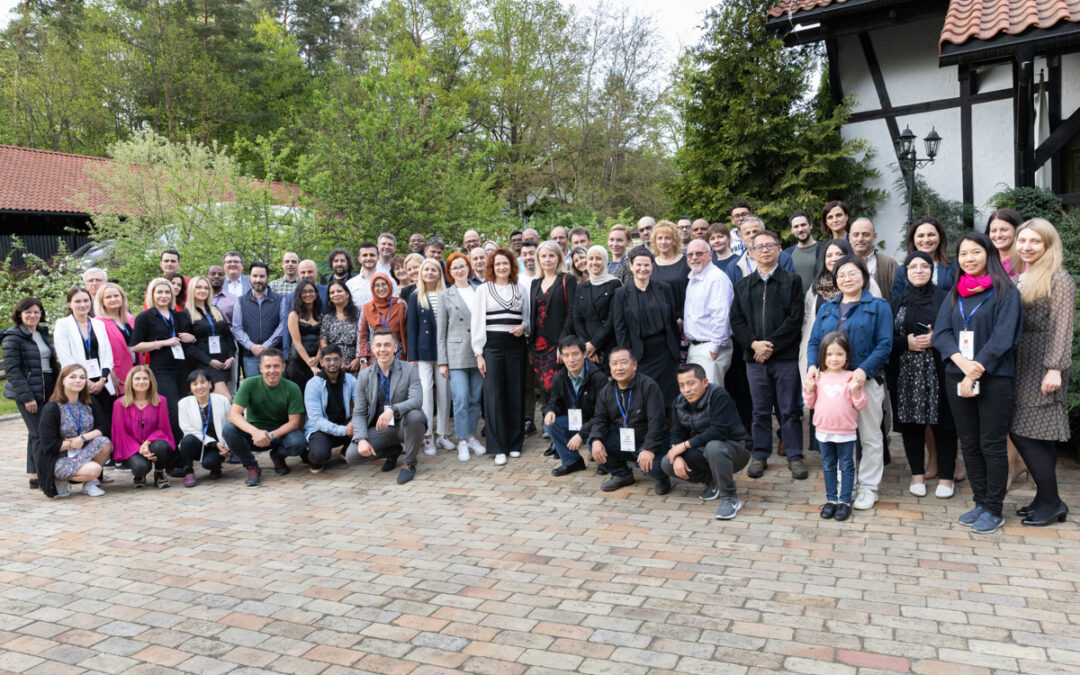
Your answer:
[890,251,957,499]
[358,272,408,364]
[571,245,621,368]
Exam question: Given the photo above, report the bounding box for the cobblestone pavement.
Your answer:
[1,417,1079,674]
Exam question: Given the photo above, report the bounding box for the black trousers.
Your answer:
[900,423,957,479]
[120,439,173,479]
[178,434,224,472]
[945,373,1014,516]
[482,332,526,455]
[724,341,753,433]
[308,431,350,465]
[152,368,188,445]
[17,399,44,474]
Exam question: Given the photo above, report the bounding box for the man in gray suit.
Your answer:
[347,328,427,484]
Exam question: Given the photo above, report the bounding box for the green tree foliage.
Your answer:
[0,239,85,330]
[668,0,883,229]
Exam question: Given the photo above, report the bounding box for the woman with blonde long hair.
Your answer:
[131,278,194,444]
[408,258,452,455]
[1010,218,1076,526]
[94,282,139,392]
[185,276,235,401]
[112,365,175,489]
[37,364,113,498]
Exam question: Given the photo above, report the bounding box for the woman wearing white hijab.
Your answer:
[571,245,622,368]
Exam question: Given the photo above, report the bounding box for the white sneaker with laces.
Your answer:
[509,451,521,458]
[467,438,485,456]
[457,440,470,462]
[436,436,455,451]
[494,453,507,465]
[852,489,878,510]
[84,480,105,497]
[423,438,437,456]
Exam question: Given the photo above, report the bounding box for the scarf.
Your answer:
[814,272,840,302]
[587,245,617,286]
[362,273,408,354]
[957,273,992,297]
[892,251,945,335]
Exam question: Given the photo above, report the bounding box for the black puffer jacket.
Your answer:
[2,325,59,404]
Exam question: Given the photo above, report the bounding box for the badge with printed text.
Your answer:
[171,344,186,360]
[959,330,974,360]
[620,427,636,452]
[568,409,582,431]
[208,336,222,354]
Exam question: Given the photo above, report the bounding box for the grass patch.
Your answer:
[0,398,19,416]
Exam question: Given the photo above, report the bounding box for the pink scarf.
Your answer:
[957,273,992,297]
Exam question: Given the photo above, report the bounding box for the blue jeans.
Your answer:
[820,440,855,504]
[242,354,261,379]
[449,368,483,439]
[222,422,307,470]
[545,415,585,467]
[597,426,667,480]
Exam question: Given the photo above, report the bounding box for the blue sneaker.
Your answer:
[958,505,986,526]
[972,511,1004,534]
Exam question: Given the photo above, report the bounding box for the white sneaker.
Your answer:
[55,481,70,498]
[494,453,507,465]
[436,436,455,451]
[84,480,105,497]
[467,438,485,456]
[908,482,927,497]
[935,482,955,499]
[457,441,470,462]
[509,451,521,458]
[852,489,878,510]
[423,438,437,456]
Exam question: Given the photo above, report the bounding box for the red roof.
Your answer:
[0,144,300,215]
[767,0,848,19]
[941,0,1080,48]
[0,145,110,214]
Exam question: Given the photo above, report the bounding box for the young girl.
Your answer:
[804,331,868,521]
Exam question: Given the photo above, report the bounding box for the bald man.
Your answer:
[637,216,656,248]
[462,230,481,254]
[684,239,734,384]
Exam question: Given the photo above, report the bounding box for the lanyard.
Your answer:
[65,403,83,434]
[76,319,93,358]
[958,289,994,329]
[567,362,588,408]
[379,298,394,329]
[615,387,631,427]
[201,399,212,443]
[159,311,176,337]
[202,307,216,335]
[116,319,130,339]
[379,369,392,403]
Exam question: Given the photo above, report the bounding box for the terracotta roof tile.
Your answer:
[940,0,1080,48]
[0,145,109,214]
[768,0,847,19]
[0,144,299,215]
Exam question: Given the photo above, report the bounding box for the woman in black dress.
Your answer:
[649,221,691,316]
[612,247,681,408]
[572,245,621,367]
[131,277,194,444]
[184,276,236,400]
[286,279,323,392]
[530,240,577,397]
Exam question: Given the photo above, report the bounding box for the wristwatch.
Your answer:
[268,432,276,441]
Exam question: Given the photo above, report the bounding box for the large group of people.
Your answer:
[2,208,1074,533]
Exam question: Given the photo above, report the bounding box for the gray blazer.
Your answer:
[437,286,475,370]
[351,358,423,441]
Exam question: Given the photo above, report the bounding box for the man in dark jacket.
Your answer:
[543,336,610,476]
[662,364,751,519]
[729,230,806,481]
[588,347,671,494]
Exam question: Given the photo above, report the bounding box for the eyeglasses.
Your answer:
[300,289,318,295]
[753,243,779,252]
[686,251,709,257]
[835,272,862,281]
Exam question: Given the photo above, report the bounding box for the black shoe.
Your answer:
[209,468,222,480]
[552,457,586,477]
[601,475,635,491]
[654,477,672,496]
[168,467,188,478]
[226,455,242,464]
[820,502,837,519]
[396,464,416,485]
[245,467,261,487]
[1016,502,1036,518]
[595,466,609,476]
[543,444,556,457]
[28,478,39,490]
[524,420,537,437]
[1022,502,1068,527]
[833,503,852,521]
[300,450,310,465]
[381,457,399,472]
[271,452,290,476]
[699,483,720,501]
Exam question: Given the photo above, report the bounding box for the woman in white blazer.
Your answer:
[54,287,117,433]
[176,369,231,487]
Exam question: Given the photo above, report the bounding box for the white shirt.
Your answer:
[346,269,400,317]
[225,277,245,297]
[864,251,878,276]
[683,264,734,351]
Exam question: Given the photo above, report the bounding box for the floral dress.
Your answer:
[531,285,559,391]
[320,313,359,363]
[53,402,111,480]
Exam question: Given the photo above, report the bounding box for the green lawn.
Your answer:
[0,398,18,416]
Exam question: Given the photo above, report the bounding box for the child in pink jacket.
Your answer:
[804,332,868,521]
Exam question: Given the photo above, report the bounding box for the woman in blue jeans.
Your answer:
[933,233,1023,534]
[437,252,486,462]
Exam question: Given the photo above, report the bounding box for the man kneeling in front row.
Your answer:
[347,328,426,484]
[588,347,671,494]
[663,364,751,519]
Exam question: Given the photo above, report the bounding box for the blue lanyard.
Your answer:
[76,319,93,358]
[202,307,215,336]
[615,387,631,427]
[159,311,176,337]
[64,403,83,435]
[379,369,392,403]
[379,299,394,329]
[567,362,588,408]
[201,400,212,442]
[958,290,994,329]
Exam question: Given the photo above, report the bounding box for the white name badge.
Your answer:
[959,330,975,360]
[171,344,186,360]
[568,409,583,431]
[387,413,395,426]
[208,336,222,354]
[620,427,636,452]
[83,358,102,379]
